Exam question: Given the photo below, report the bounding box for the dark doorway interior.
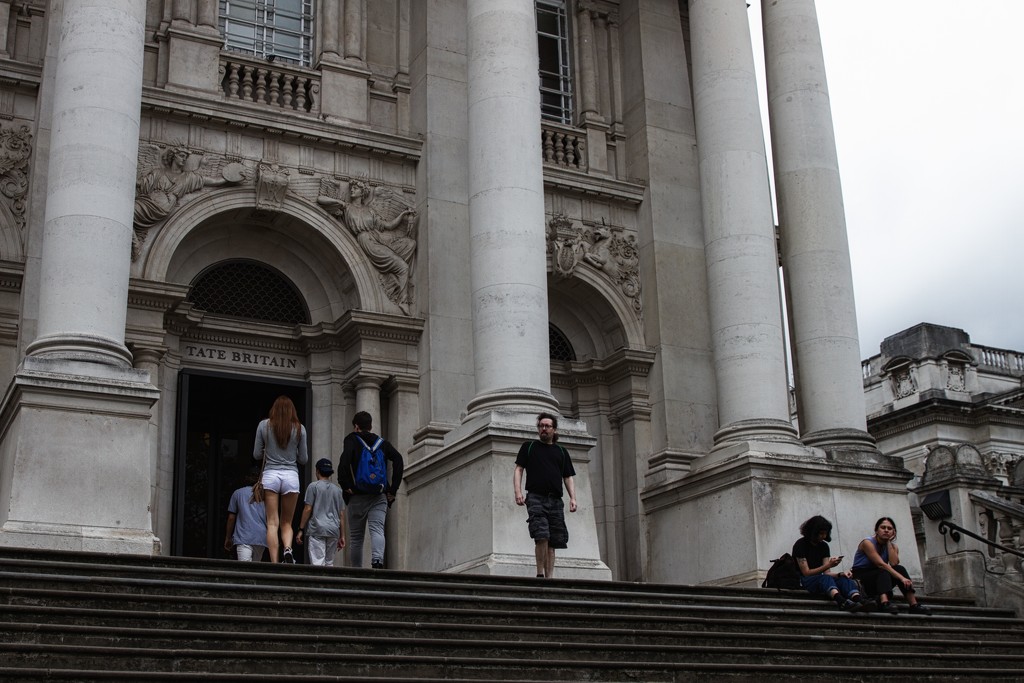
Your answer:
[173,371,309,560]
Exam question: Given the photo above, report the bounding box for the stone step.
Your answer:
[1,548,1021,681]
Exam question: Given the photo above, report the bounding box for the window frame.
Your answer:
[536,0,574,124]
[219,0,316,68]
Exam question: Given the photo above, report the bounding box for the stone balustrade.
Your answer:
[220,56,321,115]
[968,490,1024,581]
[976,346,1024,375]
[542,122,586,171]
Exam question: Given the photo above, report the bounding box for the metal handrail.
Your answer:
[938,519,1024,560]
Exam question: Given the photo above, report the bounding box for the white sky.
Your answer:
[748,1,1024,359]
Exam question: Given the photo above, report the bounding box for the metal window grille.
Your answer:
[537,0,574,124]
[219,0,315,67]
[549,324,577,362]
[188,260,310,325]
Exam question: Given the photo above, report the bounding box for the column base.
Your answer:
[801,427,877,452]
[0,357,159,555]
[643,442,916,586]
[464,388,559,419]
[402,410,610,580]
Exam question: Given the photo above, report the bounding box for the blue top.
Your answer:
[852,536,888,570]
[227,486,268,546]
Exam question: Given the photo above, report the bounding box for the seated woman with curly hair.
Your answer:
[793,515,871,612]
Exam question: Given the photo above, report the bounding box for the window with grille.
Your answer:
[537,0,574,123]
[188,260,310,325]
[549,324,576,362]
[219,0,315,67]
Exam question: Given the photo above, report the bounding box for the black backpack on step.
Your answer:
[762,553,801,589]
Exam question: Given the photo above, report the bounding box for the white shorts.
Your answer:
[261,468,300,495]
[306,535,339,566]
[235,544,266,562]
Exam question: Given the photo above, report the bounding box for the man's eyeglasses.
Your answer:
[538,424,554,430]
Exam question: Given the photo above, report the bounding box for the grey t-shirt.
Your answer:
[304,479,345,538]
[254,418,309,471]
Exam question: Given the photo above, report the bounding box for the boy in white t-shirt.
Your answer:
[296,458,346,566]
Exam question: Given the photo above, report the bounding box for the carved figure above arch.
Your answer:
[317,177,418,315]
[546,213,642,317]
[0,123,32,258]
[133,143,251,261]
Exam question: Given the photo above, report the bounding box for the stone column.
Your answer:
[29,0,144,366]
[689,0,797,447]
[575,4,599,119]
[0,1,12,57]
[320,0,341,60]
[0,0,160,555]
[172,0,193,23]
[354,376,382,422]
[466,0,556,416]
[761,0,873,450]
[343,0,364,62]
[197,0,217,29]
[402,0,608,580]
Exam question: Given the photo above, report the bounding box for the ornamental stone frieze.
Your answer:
[546,213,642,317]
[0,123,32,254]
[133,142,251,260]
[316,177,418,314]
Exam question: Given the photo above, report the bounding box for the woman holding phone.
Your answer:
[792,515,871,612]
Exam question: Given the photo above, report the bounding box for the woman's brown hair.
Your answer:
[268,396,301,448]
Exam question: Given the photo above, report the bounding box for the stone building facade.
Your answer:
[0,0,920,585]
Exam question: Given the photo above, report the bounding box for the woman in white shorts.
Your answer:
[254,396,308,563]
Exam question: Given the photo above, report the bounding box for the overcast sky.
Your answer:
[748,2,1023,359]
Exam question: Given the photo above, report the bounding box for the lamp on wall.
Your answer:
[920,489,952,520]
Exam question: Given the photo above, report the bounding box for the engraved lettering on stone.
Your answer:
[133,143,250,260]
[0,123,32,243]
[255,162,290,211]
[318,177,418,314]
[546,214,642,316]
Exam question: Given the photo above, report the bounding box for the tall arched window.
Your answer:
[219,0,315,67]
[537,0,574,123]
[188,259,310,325]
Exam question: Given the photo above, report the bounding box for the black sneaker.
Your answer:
[850,598,876,613]
[371,561,384,569]
[879,602,898,615]
[909,603,932,615]
[839,599,856,611]
[282,548,296,564]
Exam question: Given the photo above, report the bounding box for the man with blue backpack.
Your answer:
[338,411,405,568]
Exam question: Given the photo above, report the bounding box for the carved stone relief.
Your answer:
[890,366,917,399]
[0,123,32,250]
[946,362,966,392]
[546,213,642,317]
[317,177,418,314]
[133,143,250,260]
[255,162,290,211]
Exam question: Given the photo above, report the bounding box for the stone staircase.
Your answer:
[1,548,1022,681]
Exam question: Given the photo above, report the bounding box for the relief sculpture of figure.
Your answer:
[318,179,418,314]
[133,144,246,260]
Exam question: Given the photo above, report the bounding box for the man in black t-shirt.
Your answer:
[513,412,577,578]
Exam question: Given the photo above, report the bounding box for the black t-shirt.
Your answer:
[792,536,830,571]
[515,440,576,497]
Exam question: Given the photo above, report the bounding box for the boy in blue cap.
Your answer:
[296,458,346,566]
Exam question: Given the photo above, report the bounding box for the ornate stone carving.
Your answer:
[255,162,290,211]
[890,367,917,399]
[946,362,966,391]
[0,123,32,240]
[317,178,418,314]
[546,214,642,316]
[133,143,250,260]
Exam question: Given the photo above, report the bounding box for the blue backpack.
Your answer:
[353,435,387,493]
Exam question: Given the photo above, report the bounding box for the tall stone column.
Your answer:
[0,0,159,554]
[689,0,797,446]
[466,0,555,417]
[761,0,874,450]
[320,0,341,60]
[575,5,599,119]
[402,0,608,580]
[354,376,382,423]
[0,1,13,57]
